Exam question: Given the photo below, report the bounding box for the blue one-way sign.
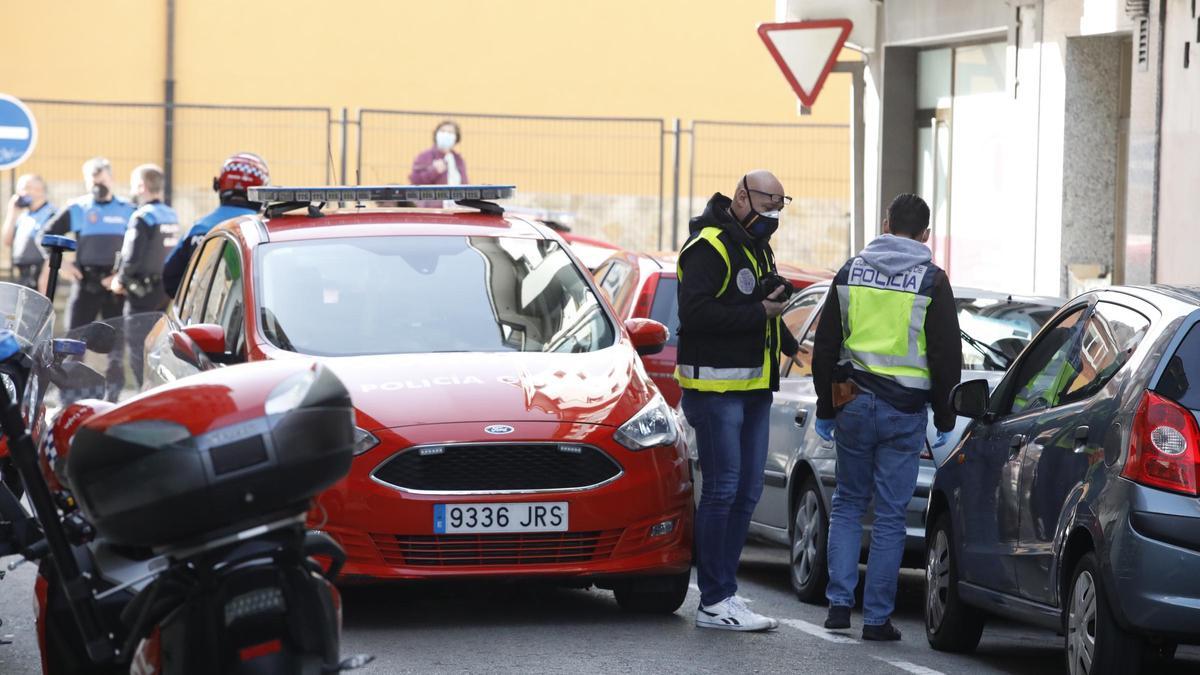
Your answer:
[0,94,37,171]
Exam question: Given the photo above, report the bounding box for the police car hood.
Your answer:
[319,344,658,430]
[859,234,932,276]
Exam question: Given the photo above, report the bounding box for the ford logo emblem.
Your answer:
[484,424,514,435]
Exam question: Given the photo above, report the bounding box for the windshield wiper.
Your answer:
[960,329,1011,369]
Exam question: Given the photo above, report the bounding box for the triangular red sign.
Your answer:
[757,19,853,108]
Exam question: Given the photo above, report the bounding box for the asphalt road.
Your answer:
[2,542,1197,674]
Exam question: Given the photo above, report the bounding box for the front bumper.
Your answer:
[316,423,694,581]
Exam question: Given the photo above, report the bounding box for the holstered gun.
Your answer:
[831,363,860,408]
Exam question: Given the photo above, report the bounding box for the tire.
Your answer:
[924,512,985,652]
[1065,552,1144,675]
[789,478,828,604]
[613,570,691,614]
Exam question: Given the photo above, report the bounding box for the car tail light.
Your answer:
[1122,391,1200,496]
[631,273,661,319]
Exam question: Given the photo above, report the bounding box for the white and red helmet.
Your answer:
[214,152,270,195]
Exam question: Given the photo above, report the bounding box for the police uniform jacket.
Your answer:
[674,193,799,393]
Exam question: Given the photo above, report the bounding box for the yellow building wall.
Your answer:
[1,0,854,262]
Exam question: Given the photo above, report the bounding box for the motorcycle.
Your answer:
[0,278,372,673]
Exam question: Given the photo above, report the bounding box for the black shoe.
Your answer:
[862,621,902,641]
[824,605,851,630]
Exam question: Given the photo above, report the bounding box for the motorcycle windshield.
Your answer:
[0,282,54,349]
[30,312,212,416]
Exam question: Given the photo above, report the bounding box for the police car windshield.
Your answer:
[256,235,615,356]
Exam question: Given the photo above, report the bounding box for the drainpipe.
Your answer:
[163,0,176,203]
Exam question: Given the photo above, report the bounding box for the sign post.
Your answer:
[0,95,37,171]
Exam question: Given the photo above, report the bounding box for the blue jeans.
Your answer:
[825,390,925,625]
[680,388,772,607]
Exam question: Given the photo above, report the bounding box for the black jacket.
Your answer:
[812,256,961,432]
[676,193,799,392]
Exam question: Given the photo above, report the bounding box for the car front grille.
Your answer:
[370,530,622,567]
[371,443,622,493]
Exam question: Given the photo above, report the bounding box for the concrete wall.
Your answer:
[1155,0,1200,285]
[0,0,852,125]
[1060,35,1127,291]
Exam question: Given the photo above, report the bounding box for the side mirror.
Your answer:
[625,319,668,356]
[951,379,991,420]
[181,324,229,362]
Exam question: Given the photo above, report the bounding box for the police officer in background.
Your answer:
[163,152,268,298]
[112,164,173,311]
[111,164,175,387]
[676,170,799,632]
[1,174,56,289]
[812,194,961,641]
[42,157,135,328]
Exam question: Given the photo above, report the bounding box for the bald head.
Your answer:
[730,170,786,225]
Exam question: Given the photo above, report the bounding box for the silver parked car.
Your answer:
[681,281,1063,603]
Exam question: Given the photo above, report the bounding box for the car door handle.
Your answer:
[1074,426,1090,454]
[1009,434,1026,455]
[794,409,808,427]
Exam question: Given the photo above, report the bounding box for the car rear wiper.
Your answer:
[960,329,1011,369]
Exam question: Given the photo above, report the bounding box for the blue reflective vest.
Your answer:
[13,202,56,265]
[121,201,179,277]
[66,196,136,267]
[163,203,256,297]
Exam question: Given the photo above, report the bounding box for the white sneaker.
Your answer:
[730,595,778,630]
[695,597,777,632]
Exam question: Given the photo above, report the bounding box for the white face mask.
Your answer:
[435,130,457,151]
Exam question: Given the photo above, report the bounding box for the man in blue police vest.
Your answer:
[111,164,176,388]
[2,174,56,289]
[676,170,800,632]
[42,157,136,328]
[812,194,961,641]
[163,152,269,298]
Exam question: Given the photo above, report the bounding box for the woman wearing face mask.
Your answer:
[408,120,469,186]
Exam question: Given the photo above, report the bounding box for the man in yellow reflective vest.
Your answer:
[676,170,799,631]
[812,194,961,641]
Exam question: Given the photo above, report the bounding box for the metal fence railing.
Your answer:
[688,121,850,270]
[357,110,666,253]
[8,100,333,234]
[0,99,850,271]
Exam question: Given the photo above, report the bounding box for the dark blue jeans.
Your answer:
[825,390,925,625]
[680,388,772,607]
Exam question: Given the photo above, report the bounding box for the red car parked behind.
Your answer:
[594,250,830,406]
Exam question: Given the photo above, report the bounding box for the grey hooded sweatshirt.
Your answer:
[811,234,962,432]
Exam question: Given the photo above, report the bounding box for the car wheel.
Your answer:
[1065,552,1143,675]
[925,512,984,652]
[613,570,690,614]
[789,478,828,604]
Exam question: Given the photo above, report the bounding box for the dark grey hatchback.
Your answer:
[925,286,1200,675]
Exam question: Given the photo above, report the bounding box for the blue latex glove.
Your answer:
[933,431,949,448]
[814,418,836,442]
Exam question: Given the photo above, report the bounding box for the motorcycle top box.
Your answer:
[65,359,355,549]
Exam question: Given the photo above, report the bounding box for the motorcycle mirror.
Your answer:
[77,324,117,355]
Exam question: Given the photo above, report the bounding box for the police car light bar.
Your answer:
[248,184,515,205]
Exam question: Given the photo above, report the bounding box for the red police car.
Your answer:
[147,185,693,613]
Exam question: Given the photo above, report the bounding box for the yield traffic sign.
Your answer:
[757,20,853,108]
[0,94,37,171]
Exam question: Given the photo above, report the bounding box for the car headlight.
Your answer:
[353,427,379,456]
[614,394,678,451]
